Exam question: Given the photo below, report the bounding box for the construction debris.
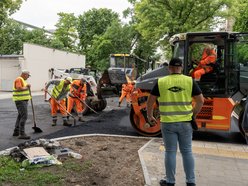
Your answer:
[0,138,83,168]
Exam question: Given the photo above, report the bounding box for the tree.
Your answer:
[23,28,51,47]
[77,8,120,52]
[133,0,231,44]
[233,1,248,63]
[0,0,22,26]
[86,21,134,71]
[52,13,79,52]
[0,19,25,54]
[86,20,157,73]
[233,1,248,31]
[0,19,51,54]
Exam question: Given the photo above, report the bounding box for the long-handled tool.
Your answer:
[28,87,43,133]
[45,91,77,126]
[71,87,98,114]
[75,95,98,114]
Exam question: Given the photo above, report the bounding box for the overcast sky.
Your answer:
[11,0,131,29]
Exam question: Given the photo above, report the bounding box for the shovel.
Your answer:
[74,94,98,114]
[28,87,43,133]
[71,87,98,114]
[45,90,77,126]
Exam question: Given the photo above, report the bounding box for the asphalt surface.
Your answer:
[1,92,248,186]
[0,94,140,150]
[0,93,246,151]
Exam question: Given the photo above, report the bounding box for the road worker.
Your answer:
[118,80,135,107]
[67,78,87,122]
[191,45,217,81]
[45,77,72,126]
[118,83,131,107]
[12,70,32,139]
[147,58,204,186]
[127,81,135,105]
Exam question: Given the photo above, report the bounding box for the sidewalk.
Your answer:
[139,138,248,186]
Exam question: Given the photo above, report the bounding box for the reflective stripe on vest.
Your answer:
[12,77,31,101]
[52,80,70,100]
[158,74,193,123]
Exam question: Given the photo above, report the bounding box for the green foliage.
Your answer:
[0,156,62,185]
[0,19,51,54]
[0,19,25,54]
[0,155,93,186]
[233,1,248,64]
[0,0,22,26]
[233,1,248,31]
[134,0,230,45]
[23,29,51,46]
[53,13,79,52]
[77,8,120,52]
[85,21,135,71]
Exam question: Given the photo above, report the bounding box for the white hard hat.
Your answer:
[22,69,31,77]
[65,77,72,83]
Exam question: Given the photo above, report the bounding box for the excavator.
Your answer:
[129,32,248,143]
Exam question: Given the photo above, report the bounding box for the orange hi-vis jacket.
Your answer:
[69,79,87,99]
[67,80,87,114]
[119,82,135,104]
[198,48,217,73]
[121,83,130,92]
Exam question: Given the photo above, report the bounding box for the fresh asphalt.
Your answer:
[0,92,246,151]
[0,92,139,150]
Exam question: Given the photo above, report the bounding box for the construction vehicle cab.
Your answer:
[130,32,248,141]
[97,54,137,99]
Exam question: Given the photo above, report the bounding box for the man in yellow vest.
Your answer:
[147,58,204,186]
[45,77,72,126]
[12,70,32,139]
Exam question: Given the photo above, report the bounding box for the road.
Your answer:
[0,95,246,151]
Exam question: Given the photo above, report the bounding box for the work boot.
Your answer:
[52,119,57,126]
[78,117,84,122]
[186,183,196,186]
[12,131,19,136]
[159,179,175,186]
[63,120,72,127]
[18,134,31,140]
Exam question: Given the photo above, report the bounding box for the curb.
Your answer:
[0,133,152,153]
[138,138,155,186]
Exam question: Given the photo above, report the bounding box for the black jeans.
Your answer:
[14,100,28,135]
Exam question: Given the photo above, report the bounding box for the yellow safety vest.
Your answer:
[12,77,31,101]
[52,80,70,100]
[158,74,193,123]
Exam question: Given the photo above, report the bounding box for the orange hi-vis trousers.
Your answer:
[67,96,84,115]
[50,97,67,117]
